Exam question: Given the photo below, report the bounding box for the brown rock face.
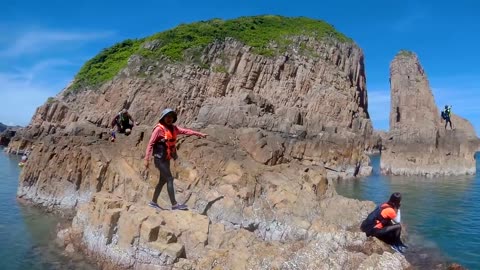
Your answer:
[13,28,408,269]
[24,38,372,176]
[381,51,479,176]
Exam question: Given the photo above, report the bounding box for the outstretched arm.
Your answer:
[176,126,207,137]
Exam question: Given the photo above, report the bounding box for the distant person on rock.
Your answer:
[441,105,453,130]
[19,154,28,167]
[360,192,408,253]
[110,109,135,141]
[144,108,207,211]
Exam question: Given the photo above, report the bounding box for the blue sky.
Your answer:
[1,0,479,134]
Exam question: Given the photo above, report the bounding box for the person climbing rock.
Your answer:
[111,109,135,136]
[360,192,408,253]
[144,108,207,210]
[442,105,453,130]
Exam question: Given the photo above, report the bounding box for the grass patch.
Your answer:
[212,65,228,73]
[69,15,351,93]
[140,15,351,60]
[397,50,415,57]
[68,39,143,92]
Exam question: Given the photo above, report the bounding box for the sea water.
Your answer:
[335,154,480,269]
[0,148,97,270]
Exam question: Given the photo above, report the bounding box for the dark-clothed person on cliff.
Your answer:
[111,109,135,134]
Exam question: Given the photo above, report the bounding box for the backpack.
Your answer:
[360,204,390,236]
[441,110,446,120]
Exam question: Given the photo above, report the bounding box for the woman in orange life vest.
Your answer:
[144,108,207,210]
[372,192,408,253]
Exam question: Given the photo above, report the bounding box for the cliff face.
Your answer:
[14,16,409,269]
[381,52,479,176]
[28,37,372,174]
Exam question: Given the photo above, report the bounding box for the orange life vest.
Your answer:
[154,123,178,160]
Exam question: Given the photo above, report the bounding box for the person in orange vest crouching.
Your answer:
[360,192,408,253]
[144,108,207,210]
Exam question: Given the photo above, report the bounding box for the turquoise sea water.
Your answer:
[0,148,96,270]
[335,154,480,270]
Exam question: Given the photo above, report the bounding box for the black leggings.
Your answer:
[373,224,404,246]
[445,118,453,129]
[152,158,177,205]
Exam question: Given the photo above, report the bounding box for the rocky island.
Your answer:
[380,51,479,177]
[7,16,457,269]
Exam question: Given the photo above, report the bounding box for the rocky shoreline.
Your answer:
[13,122,408,269]
[12,151,463,270]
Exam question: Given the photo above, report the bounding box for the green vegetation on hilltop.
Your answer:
[397,50,415,57]
[69,15,352,93]
[69,39,143,92]
[140,16,351,60]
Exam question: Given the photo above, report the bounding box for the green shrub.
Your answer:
[69,16,351,93]
[46,97,55,104]
[141,15,351,60]
[69,39,143,92]
[212,65,228,73]
[397,50,415,57]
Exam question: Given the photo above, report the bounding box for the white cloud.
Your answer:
[0,29,115,57]
[0,26,115,125]
[0,60,72,125]
[17,59,74,83]
[1,86,57,126]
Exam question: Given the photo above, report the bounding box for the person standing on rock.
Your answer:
[443,105,453,130]
[144,108,207,210]
[361,192,408,253]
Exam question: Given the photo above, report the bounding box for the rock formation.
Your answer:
[13,16,410,269]
[381,51,479,176]
[0,129,14,146]
[0,123,22,147]
[365,130,388,154]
